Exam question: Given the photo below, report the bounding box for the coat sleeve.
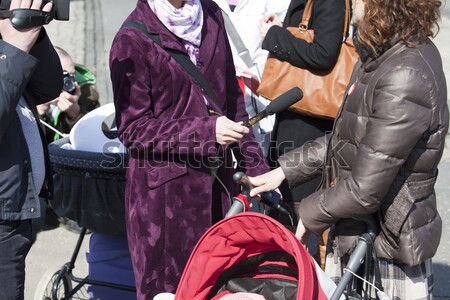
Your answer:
[110,31,219,157]
[262,0,345,70]
[299,66,434,235]
[278,134,329,187]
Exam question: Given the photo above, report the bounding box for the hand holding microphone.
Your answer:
[215,116,249,146]
[242,87,303,128]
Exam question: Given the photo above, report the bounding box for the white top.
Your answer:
[213,0,290,77]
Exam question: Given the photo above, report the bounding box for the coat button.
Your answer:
[24,159,29,164]
[30,207,35,213]
[273,45,279,53]
[0,54,6,60]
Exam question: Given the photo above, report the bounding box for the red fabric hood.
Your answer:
[175,212,327,300]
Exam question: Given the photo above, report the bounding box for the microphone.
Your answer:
[242,87,303,128]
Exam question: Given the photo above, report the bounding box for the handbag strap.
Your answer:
[121,20,222,113]
[300,0,351,40]
[220,9,254,70]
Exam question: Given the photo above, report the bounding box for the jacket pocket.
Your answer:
[381,175,437,248]
[146,161,187,189]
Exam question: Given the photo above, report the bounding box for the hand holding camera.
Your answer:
[0,0,69,22]
[58,76,81,120]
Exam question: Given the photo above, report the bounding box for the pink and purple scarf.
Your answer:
[148,0,203,64]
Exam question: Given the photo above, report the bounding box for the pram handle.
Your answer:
[225,172,288,218]
[353,214,378,240]
[330,214,380,300]
[224,172,252,218]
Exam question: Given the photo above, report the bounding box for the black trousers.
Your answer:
[0,219,33,300]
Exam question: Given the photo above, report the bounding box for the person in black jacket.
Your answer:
[259,0,346,262]
[0,0,63,299]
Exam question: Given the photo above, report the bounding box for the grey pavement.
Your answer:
[25,1,450,299]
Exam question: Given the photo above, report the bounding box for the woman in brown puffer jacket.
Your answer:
[249,0,448,298]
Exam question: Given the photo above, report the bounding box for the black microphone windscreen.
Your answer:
[266,87,303,114]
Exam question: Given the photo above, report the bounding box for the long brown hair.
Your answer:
[357,0,442,54]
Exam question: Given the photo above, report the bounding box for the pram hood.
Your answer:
[175,212,329,300]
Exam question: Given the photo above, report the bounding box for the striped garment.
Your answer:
[325,252,433,300]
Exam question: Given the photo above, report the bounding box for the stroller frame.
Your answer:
[35,137,136,300]
[35,227,136,300]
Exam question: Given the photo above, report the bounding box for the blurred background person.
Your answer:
[259,0,346,264]
[213,0,290,156]
[37,46,100,143]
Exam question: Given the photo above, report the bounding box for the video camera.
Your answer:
[0,0,69,28]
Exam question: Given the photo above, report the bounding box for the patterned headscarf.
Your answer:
[147,0,203,47]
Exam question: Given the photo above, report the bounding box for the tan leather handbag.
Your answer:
[257,0,358,119]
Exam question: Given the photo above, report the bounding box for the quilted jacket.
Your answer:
[279,38,448,266]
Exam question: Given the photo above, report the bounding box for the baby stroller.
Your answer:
[173,174,381,300]
[34,104,136,300]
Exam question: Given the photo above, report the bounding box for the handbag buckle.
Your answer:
[299,24,308,31]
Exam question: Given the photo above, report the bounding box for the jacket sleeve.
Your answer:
[0,29,62,141]
[110,31,219,157]
[262,0,345,70]
[299,67,434,235]
[278,134,329,186]
[27,29,64,105]
[0,40,37,141]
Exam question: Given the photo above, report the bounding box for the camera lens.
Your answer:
[63,72,76,94]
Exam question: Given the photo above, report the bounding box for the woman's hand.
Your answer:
[296,217,324,248]
[249,167,286,197]
[295,217,310,245]
[259,14,283,38]
[0,0,53,53]
[215,116,249,146]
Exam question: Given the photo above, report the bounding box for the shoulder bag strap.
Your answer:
[121,20,223,112]
[300,0,351,41]
[299,0,313,29]
[220,9,254,69]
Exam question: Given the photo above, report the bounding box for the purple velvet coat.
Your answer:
[109,1,269,298]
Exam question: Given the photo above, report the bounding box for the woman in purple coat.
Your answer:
[109,0,269,298]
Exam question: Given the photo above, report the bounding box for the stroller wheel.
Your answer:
[34,267,90,300]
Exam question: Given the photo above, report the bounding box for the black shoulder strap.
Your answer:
[121,20,222,112]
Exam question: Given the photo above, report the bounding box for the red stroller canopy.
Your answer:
[175,212,328,300]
